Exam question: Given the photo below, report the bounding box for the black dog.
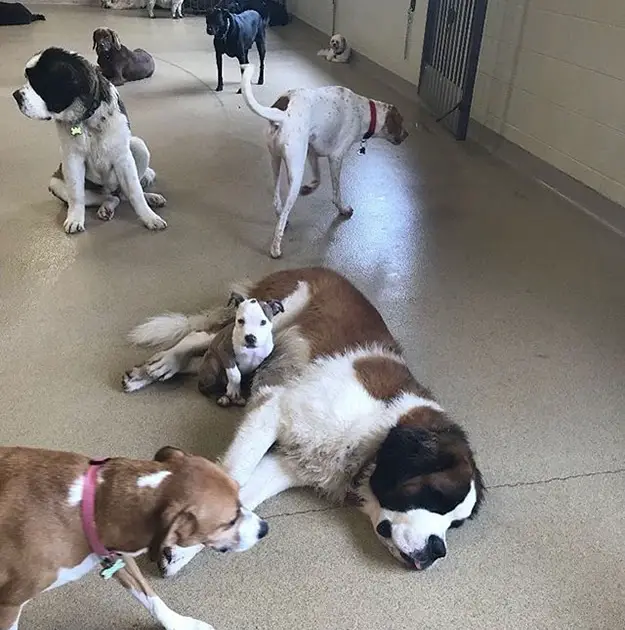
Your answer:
[0,1,44,25]
[206,8,266,93]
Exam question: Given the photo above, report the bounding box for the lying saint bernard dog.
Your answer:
[123,267,485,575]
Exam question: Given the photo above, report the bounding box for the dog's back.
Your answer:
[0,1,45,24]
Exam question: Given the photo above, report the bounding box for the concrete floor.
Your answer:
[1,5,625,629]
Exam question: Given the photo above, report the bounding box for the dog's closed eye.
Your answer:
[260,320,267,326]
[237,318,245,325]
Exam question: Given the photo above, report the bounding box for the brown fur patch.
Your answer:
[249,268,399,360]
[384,105,404,140]
[272,95,290,111]
[353,356,432,402]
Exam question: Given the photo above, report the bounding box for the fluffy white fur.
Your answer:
[317,33,352,63]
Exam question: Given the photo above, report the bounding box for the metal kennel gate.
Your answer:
[417,0,488,140]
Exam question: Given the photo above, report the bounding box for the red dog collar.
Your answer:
[363,100,377,140]
[82,458,116,559]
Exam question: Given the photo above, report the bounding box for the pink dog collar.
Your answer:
[81,458,116,558]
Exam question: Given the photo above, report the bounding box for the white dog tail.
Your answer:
[128,313,209,347]
[240,64,285,124]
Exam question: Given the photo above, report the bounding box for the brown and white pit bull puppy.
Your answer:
[198,294,284,407]
[0,445,268,630]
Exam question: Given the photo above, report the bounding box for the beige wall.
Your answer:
[289,0,427,85]
[472,0,625,207]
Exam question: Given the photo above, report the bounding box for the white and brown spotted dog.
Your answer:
[0,445,267,630]
[240,65,409,258]
[123,267,484,577]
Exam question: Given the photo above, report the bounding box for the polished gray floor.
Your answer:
[1,6,624,629]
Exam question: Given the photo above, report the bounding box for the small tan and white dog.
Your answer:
[100,0,184,19]
[240,64,409,258]
[0,445,268,630]
[317,33,351,63]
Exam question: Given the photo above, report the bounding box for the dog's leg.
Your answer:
[256,32,266,85]
[0,604,23,630]
[218,365,245,407]
[269,142,307,258]
[114,152,167,230]
[239,452,303,510]
[328,153,353,217]
[129,137,161,205]
[221,388,283,486]
[61,154,87,233]
[215,52,224,92]
[96,194,121,221]
[123,331,214,392]
[116,556,214,630]
[300,146,320,195]
[147,0,155,18]
[270,150,283,218]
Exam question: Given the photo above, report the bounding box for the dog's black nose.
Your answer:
[258,520,269,539]
[426,535,446,561]
[12,90,23,105]
[244,334,257,346]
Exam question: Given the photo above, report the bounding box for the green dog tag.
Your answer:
[70,125,82,136]
[99,557,126,580]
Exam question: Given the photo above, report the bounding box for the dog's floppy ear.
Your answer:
[109,29,122,50]
[228,292,245,308]
[266,299,285,316]
[153,446,187,463]
[148,504,199,562]
[92,29,100,50]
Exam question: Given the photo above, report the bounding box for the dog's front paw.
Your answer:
[122,366,151,392]
[64,216,85,234]
[142,212,167,230]
[269,243,282,259]
[144,193,167,208]
[181,619,215,630]
[215,84,223,92]
[217,395,232,407]
[146,351,179,381]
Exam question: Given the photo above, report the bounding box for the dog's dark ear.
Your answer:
[266,299,285,316]
[149,505,198,562]
[109,29,122,50]
[228,292,245,308]
[92,30,99,50]
[153,446,187,463]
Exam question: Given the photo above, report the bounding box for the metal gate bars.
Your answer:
[418,0,488,140]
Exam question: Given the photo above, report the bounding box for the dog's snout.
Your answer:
[427,535,446,561]
[258,520,269,539]
[12,89,23,106]
[244,334,257,346]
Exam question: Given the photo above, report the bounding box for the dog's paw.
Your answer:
[144,193,167,208]
[233,395,247,407]
[64,216,85,234]
[97,201,116,221]
[122,367,151,392]
[236,88,242,94]
[146,351,180,381]
[181,619,215,630]
[141,167,156,189]
[269,244,282,259]
[339,205,354,219]
[217,395,232,407]
[159,544,205,578]
[142,212,167,230]
[300,181,319,196]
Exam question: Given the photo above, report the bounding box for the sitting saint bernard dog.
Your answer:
[123,267,485,575]
[12,47,167,234]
